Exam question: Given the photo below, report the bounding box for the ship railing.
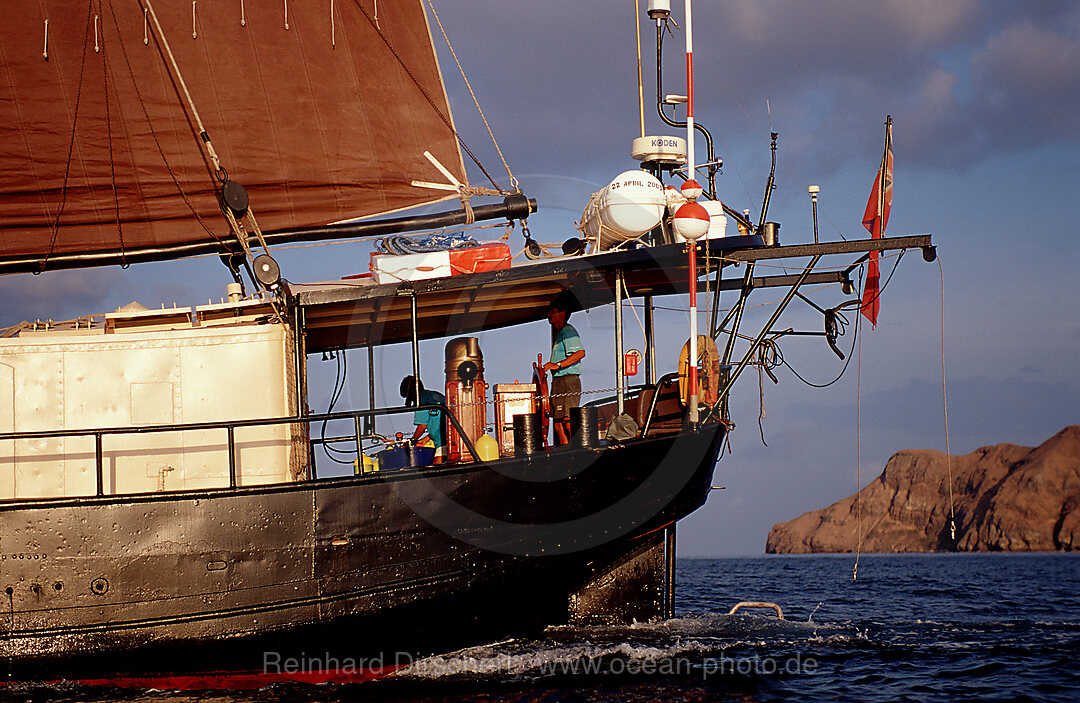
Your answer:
[0,402,477,499]
[306,402,479,479]
[584,372,685,438]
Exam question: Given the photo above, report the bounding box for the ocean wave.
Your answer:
[394,612,864,682]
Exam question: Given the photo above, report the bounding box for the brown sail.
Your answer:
[0,0,466,272]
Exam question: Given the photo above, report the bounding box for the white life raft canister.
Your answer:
[581,170,666,250]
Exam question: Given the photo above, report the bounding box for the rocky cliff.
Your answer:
[766,426,1080,553]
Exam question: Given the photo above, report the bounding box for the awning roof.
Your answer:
[289,235,762,352]
[288,233,933,354]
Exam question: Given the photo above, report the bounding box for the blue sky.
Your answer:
[432,1,1080,555]
[2,1,1078,555]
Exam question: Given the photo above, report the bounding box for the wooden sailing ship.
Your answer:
[0,0,933,681]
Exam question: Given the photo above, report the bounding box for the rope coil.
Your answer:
[376,231,480,256]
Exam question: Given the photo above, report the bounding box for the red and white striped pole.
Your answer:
[686,0,697,426]
[685,0,696,179]
[671,0,709,425]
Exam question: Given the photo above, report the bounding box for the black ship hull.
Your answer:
[1,422,724,679]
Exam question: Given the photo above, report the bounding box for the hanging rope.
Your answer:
[99,6,128,268]
[853,296,863,582]
[39,2,94,273]
[107,6,226,246]
[757,358,768,446]
[143,0,224,178]
[939,257,957,541]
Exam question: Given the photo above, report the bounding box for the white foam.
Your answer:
[396,613,859,681]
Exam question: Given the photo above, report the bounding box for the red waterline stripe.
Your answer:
[12,665,403,690]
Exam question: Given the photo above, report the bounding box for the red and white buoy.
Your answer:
[672,193,710,241]
[680,176,703,202]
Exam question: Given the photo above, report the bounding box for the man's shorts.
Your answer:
[550,374,581,420]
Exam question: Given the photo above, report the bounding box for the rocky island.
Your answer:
[766,426,1080,553]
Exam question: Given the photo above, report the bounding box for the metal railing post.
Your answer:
[354,414,364,471]
[95,433,104,496]
[227,426,237,488]
[615,271,625,415]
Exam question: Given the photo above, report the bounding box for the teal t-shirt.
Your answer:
[552,323,583,377]
[413,389,445,447]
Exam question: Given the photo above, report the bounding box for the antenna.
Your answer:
[636,0,645,138]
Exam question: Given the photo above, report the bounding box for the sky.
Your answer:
[2,1,1078,556]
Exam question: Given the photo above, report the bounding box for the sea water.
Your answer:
[4,554,1078,702]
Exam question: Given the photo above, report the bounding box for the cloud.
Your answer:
[438,1,1080,181]
[968,19,1080,143]
[784,374,1080,456]
[0,268,127,327]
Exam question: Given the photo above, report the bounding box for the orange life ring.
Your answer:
[678,335,721,407]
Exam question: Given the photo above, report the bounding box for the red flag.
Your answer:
[861,116,893,327]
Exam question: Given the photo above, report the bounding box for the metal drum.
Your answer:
[513,413,543,456]
[761,221,780,246]
[570,405,599,449]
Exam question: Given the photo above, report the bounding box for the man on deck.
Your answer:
[542,296,586,445]
[400,376,446,464]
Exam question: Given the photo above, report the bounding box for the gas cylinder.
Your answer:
[444,337,488,462]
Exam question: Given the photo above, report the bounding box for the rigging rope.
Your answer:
[100,6,128,269]
[143,0,224,177]
[757,355,768,446]
[107,5,225,246]
[780,251,905,389]
[853,284,863,582]
[939,257,957,541]
[425,0,517,190]
[354,0,502,192]
[40,2,94,273]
